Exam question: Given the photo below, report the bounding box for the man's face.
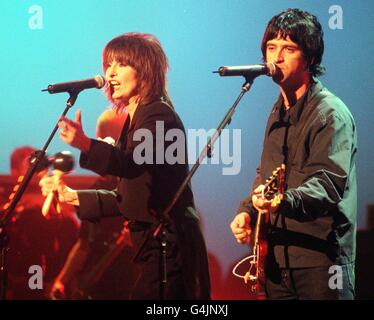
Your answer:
[266,35,309,87]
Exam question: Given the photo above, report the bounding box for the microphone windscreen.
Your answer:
[266,63,279,77]
[95,75,106,89]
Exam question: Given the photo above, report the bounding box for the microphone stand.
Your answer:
[0,90,81,300]
[133,77,255,300]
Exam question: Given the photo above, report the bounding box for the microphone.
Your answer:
[41,151,75,217]
[213,62,277,79]
[42,75,106,94]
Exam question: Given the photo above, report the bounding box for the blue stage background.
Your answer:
[1,0,373,290]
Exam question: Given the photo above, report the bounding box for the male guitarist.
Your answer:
[230,8,357,300]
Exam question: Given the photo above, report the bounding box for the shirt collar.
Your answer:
[271,77,321,125]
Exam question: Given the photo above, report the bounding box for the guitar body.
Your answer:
[255,215,269,294]
[234,164,285,298]
[244,211,269,296]
[48,221,133,300]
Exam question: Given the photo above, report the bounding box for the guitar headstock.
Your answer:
[263,164,286,200]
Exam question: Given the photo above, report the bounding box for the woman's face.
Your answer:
[105,59,139,105]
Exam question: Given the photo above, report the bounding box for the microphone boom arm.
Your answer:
[132,78,255,299]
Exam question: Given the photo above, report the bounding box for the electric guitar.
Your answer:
[48,221,132,300]
[232,164,286,295]
[71,221,132,299]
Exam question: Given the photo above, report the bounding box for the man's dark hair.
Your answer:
[261,8,325,77]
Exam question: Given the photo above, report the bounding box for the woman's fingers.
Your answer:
[75,109,82,126]
[39,175,55,196]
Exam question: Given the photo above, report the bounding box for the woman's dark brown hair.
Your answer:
[102,32,173,111]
